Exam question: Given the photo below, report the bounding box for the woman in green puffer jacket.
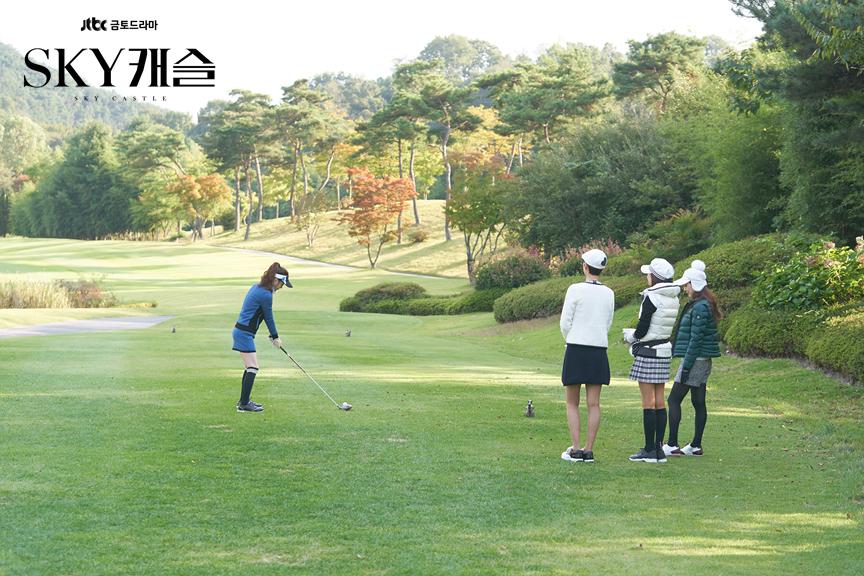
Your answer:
[663,260,722,457]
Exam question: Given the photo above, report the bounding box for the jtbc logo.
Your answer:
[81,17,107,31]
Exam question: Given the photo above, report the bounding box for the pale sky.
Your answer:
[2,0,764,118]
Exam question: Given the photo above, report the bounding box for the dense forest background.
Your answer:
[0,0,861,259]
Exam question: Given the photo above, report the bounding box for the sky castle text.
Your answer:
[23,48,215,88]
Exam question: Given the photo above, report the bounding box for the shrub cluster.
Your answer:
[805,311,864,383]
[754,241,864,310]
[723,303,864,383]
[58,280,119,308]
[492,275,644,323]
[628,209,713,264]
[339,282,508,316]
[602,247,652,276]
[677,233,818,290]
[406,226,430,244]
[475,253,550,291]
[339,282,428,312]
[722,305,823,356]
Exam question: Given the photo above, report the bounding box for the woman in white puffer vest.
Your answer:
[623,258,681,464]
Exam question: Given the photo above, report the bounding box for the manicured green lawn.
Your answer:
[0,238,861,575]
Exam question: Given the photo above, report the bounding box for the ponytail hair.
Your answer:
[259,262,289,289]
[694,286,722,321]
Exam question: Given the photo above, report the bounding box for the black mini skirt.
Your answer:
[562,344,610,386]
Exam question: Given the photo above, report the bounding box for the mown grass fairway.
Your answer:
[1,238,862,575]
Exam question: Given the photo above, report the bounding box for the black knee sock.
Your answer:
[692,385,707,447]
[642,408,655,451]
[655,408,667,448]
[239,367,258,404]
[667,382,689,447]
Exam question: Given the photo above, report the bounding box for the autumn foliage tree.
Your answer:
[167,173,231,241]
[338,168,416,269]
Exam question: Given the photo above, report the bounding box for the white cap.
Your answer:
[640,258,674,282]
[674,260,707,291]
[581,248,607,270]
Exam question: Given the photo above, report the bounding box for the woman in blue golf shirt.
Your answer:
[232,262,292,412]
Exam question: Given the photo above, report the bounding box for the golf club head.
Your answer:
[339,402,352,411]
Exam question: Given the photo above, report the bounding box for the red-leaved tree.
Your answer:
[338,168,416,269]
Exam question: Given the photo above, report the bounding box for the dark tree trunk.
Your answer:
[397,139,403,244]
[254,152,264,222]
[409,140,420,225]
[441,126,452,241]
[243,160,254,241]
[289,142,299,221]
[233,166,241,232]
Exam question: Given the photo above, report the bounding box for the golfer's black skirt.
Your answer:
[562,344,610,386]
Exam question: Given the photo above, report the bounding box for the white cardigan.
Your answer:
[560,281,615,347]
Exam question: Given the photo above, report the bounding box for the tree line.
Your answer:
[2,0,861,282]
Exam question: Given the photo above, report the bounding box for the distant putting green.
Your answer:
[0,238,861,575]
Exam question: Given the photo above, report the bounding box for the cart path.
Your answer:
[0,316,174,339]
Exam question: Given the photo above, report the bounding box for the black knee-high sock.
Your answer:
[667,382,689,447]
[642,408,655,451]
[239,367,258,404]
[691,385,707,447]
[655,408,667,448]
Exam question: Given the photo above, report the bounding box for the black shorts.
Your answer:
[562,344,610,386]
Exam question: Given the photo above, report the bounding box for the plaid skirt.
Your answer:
[628,355,672,384]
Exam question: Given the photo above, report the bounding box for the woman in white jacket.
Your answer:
[624,258,680,463]
[559,249,615,464]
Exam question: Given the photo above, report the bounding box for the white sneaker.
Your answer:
[681,444,704,456]
[663,443,684,456]
[561,446,584,462]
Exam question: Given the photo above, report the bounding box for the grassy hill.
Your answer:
[205,200,475,279]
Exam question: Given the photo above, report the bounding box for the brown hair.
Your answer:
[694,286,722,321]
[259,262,288,289]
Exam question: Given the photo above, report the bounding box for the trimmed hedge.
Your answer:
[340,283,509,316]
[716,286,752,315]
[493,275,645,323]
[723,303,864,384]
[355,282,427,304]
[676,234,818,290]
[722,305,823,356]
[805,312,864,383]
[475,254,550,290]
[339,282,427,312]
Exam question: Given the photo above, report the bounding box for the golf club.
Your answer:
[279,346,352,411]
